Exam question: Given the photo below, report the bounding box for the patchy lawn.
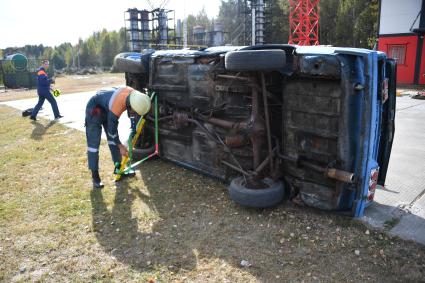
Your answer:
[0,105,424,282]
[0,73,125,102]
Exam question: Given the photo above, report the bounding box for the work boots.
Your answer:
[91,170,104,189]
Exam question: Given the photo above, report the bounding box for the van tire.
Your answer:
[228,177,285,208]
[225,50,286,71]
[131,145,155,161]
[114,53,145,74]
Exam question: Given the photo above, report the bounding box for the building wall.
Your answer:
[378,0,424,85]
[378,35,419,84]
[379,0,422,34]
[419,39,425,84]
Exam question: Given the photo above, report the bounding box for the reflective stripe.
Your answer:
[108,141,116,146]
[108,132,117,139]
[108,88,122,111]
[87,147,99,153]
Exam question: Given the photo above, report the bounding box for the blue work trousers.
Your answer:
[85,99,121,171]
[31,91,60,118]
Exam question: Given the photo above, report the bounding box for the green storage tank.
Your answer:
[5,53,28,71]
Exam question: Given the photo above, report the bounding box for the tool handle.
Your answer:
[114,118,146,181]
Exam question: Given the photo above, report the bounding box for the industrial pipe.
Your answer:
[299,160,355,184]
[326,168,356,184]
[276,153,356,184]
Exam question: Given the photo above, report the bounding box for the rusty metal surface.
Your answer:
[135,49,389,214]
[206,117,248,130]
[146,51,356,191]
[281,78,342,209]
[261,73,274,173]
[224,135,246,147]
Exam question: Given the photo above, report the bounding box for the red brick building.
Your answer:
[378,0,425,85]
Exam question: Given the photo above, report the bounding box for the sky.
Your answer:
[0,0,221,48]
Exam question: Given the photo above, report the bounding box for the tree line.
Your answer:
[1,29,127,70]
[0,0,378,70]
[216,0,378,48]
[184,0,378,49]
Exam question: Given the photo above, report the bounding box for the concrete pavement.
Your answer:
[2,92,425,245]
[1,89,132,141]
[363,97,425,245]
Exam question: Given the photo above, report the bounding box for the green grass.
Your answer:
[1,105,425,282]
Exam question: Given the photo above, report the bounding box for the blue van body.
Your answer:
[117,45,396,217]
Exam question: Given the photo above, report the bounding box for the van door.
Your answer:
[377,59,397,185]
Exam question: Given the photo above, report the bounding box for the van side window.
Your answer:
[388,45,406,65]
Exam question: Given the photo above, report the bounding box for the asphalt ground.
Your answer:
[2,90,132,143]
[363,96,425,245]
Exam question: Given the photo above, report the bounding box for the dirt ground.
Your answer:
[0,73,125,102]
[1,105,425,282]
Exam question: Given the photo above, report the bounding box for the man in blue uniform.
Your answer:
[30,60,63,121]
[85,86,151,188]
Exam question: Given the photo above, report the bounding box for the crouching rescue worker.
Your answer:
[85,86,151,188]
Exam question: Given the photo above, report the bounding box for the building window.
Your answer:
[388,45,406,65]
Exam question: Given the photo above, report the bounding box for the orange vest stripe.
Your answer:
[110,87,133,117]
[37,70,47,76]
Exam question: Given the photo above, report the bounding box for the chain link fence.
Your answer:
[0,58,54,89]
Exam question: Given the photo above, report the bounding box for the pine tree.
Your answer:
[100,34,113,67]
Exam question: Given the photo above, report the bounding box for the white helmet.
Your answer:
[129,90,151,116]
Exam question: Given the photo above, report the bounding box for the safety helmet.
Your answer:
[52,89,61,97]
[129,90,151,116]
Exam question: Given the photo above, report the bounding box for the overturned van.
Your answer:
[114,44,396,217]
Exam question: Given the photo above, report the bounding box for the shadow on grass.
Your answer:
[30,120,57,140]
[89,160,425,281]
[89,163,276,279]
[90,176,198,273]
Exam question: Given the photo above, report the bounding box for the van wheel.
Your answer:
[228,177,285,208]
[114,53,145,74]
[225,50,286,71]
[131,145,155,161]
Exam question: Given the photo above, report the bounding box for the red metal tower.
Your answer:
[288,0,320,46]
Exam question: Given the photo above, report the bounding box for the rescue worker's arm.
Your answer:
[118,144,128,157]
[107,112,128,156]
